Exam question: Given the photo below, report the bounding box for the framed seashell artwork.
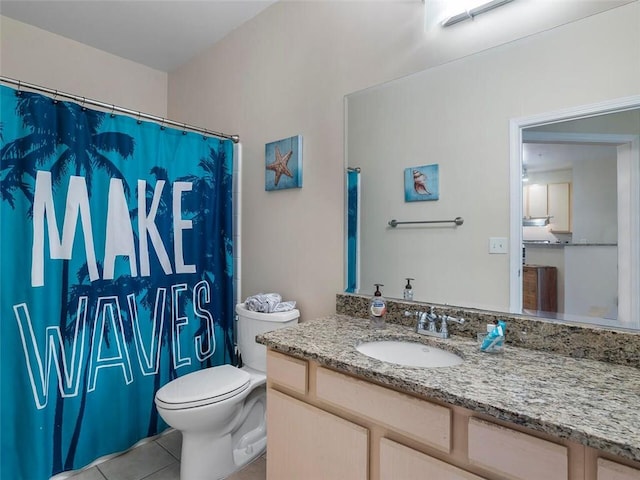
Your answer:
[404,164,439,202]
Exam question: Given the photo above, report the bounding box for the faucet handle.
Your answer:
[440,315,465,324]
[439,315,464,336]
[448,316,465,325]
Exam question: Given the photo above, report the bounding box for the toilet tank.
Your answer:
[236,303,300,372]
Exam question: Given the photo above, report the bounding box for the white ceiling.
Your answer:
[523,143,617,172]
[2,0,635,74]
[0,0,277,72]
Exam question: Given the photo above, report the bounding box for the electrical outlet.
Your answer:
[489,237,508,254]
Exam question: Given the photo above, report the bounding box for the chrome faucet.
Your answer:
[424,307,438,332]
[405,308,464,339]
[405,307,437,333]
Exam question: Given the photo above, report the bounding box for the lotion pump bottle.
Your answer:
[370,284,387,329]
[403,278,414,301]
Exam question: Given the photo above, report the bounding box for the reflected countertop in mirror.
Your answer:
[523,241,617,247]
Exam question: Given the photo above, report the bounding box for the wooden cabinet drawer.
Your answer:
[468,417,568,480]
[598,458,640,480]
[380,438,487,480]
[266,350,307,394]
[267,388,368,480]
[316,366,451,453]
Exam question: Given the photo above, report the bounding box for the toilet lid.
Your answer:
[155,365,251,410]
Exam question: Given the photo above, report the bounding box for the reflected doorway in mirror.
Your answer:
[405,164,439,202]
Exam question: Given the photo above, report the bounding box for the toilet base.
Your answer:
[178,385,267,480]
[180,431,266,480]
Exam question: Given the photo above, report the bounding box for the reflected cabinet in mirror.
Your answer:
[345,3,640,330]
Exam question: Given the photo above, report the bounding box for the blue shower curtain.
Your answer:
[0,85,236,479]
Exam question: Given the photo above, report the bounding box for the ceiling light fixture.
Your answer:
[441,0,515,27]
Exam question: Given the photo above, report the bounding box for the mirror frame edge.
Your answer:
[343,93,350,292]
[509,117,523,314]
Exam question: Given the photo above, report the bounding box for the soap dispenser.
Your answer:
[403,278,414,301]
[370,284,387,329]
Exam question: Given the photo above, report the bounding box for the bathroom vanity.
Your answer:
[258,315,640,480]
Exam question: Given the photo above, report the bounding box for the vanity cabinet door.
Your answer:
[468,417,568,480]
[315,366,451,453]
[597,458,640,480]
[380,438,488,480]
[266,388,368,480]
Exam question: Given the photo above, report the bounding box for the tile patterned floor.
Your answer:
[66,430,266,480]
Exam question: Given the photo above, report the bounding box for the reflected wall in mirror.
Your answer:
[345,2,640,330]
[513,106,640,330]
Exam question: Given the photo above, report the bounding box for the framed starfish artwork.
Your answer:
[265,135,303,191]
[404,164,439,202]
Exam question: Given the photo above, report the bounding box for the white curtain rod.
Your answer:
[0,76,240,143]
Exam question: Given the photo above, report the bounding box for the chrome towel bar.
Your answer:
[388,217,464,228]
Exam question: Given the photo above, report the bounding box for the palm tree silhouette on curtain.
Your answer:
[179,144,235,367]
[0,90,135,475]
[132,166,194,435]
[64,264,143,469]
[139,146,236,436]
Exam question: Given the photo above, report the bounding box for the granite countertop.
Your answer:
[257,315,640,462]
[524,242,617,247]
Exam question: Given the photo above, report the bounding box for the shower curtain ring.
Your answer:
[53,90,59,104]
[110,105,116,118]
[16,81,22,96]
[81,97,87,111]
[160,118,166,130]
[182,124,188,135]
[136,112,142,125]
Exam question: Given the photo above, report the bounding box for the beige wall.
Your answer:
[168,0,638,320]
[0,16,167,116]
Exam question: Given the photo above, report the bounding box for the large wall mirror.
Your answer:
[344,2,640,330]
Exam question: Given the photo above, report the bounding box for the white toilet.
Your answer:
[154,303,299,480]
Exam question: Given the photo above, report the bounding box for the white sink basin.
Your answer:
[356,340,463,368]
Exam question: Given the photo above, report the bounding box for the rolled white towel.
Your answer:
[244,293,296,313]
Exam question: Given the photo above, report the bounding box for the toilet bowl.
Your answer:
[154,303,299,480]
